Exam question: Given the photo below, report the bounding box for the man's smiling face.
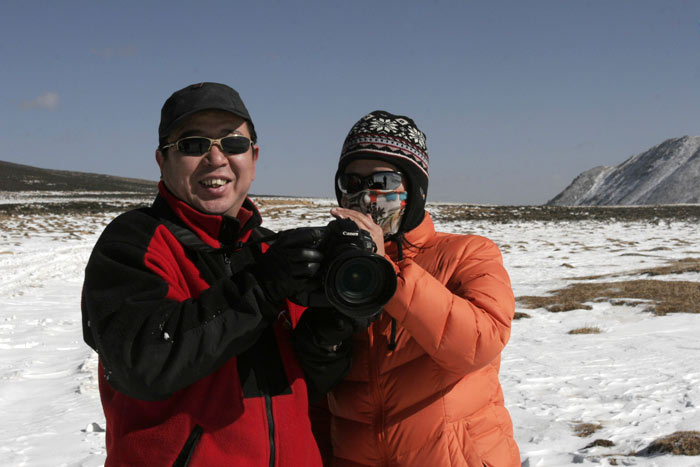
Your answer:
[156,110,258,217]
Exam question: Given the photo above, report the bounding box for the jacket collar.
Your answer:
[384,211,434,261]
[155,181,262,249]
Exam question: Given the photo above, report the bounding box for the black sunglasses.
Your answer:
[160,135,253,156]
[337,171,403,193]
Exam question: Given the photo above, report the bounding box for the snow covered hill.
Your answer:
[0,159,157,193]
[548,136,700,206]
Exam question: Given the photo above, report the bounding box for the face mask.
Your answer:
[340,189,407,236]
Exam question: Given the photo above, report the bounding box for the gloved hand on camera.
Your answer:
[250,227,325,308]
[292,306,356,401]
[296,307,357,352]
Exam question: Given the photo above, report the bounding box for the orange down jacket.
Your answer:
[321,212,520,467]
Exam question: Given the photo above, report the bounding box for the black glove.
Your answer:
[251,227,325,307]
[297,307,357,351]
[292,307,355,401]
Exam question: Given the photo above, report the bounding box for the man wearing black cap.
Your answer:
[81,83,348,466]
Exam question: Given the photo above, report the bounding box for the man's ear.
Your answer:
[252,144,259,162]
[251,145,259,181]
[155,148,165,170]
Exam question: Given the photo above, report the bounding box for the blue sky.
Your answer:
[1,0,699,204]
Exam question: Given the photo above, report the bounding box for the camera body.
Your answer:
[295,218,397,320]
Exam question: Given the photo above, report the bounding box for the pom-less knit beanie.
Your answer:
[335,110,429,233]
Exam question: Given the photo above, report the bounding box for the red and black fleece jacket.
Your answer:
[81,183,344,467]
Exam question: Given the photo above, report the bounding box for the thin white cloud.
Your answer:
[21,92,60,110]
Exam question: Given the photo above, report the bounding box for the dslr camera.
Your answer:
[294,218,397,320]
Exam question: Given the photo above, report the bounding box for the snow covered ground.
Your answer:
[1,195,699,466]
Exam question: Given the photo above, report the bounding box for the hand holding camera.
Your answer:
[296,307,356,352]
[252,217,397,322]
[330,207,386,256]
[251,227,325,307]
[290,217,397,320]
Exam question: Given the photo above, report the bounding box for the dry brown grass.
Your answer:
[251,197,319,208]
[518,280,700,315]
[430,204,700,223]
[636,431,700,456]
[574,422,602,437]
[573,257,700,281]
[569,327,602,335]
[584,439,615,448]
[250,198,328,220]
[513,312,531,320]
[636,258,700,276]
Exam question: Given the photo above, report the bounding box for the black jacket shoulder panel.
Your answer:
[82,202,272,400]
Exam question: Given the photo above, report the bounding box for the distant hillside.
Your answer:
[548,136,700,206]
[0,160,157,193]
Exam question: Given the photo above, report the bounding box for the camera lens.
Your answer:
[334,257,381,304]
[324,251,396,319]
[276,221,397,316]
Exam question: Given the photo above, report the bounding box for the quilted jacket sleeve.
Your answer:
[383,235,515,374]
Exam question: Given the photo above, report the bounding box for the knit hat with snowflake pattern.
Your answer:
[335,110,429,233]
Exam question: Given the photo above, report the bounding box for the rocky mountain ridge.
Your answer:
[548,135,700,206]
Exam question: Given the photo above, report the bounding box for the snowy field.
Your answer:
[1,194,699,466]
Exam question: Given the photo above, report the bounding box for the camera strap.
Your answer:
[159,218,274,276]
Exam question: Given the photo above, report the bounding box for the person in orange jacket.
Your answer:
[315,110,521,466]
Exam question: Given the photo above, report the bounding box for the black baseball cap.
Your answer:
[158,82,256,145]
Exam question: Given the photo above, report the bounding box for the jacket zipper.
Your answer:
[247,327,279,467]
[223,253,233,276]
[265,394,275,467]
